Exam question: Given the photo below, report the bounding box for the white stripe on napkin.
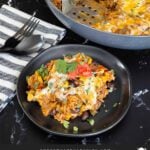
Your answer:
[0,64,20,77]
[2,5,65,32]
[0,13,23,28]
[0,54,28,66]
[0,93,8,101]
[35,31,59,40]
[0,79,16,91]
[28,53,38,58]
[0,25,15,36]
[0,38,5,45]
[0,4,66,111]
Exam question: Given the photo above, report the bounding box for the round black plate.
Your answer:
[17,44,132,137]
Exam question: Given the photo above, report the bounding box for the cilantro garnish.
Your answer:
[67,62,78,73]
[85,87,90,94]
[56,59,67,74]
[37,64,49,78]
[55,59,77,74]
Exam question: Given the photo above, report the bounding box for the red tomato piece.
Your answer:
[68,71,78,79]
[68,63,92,79]
[77,63,92,77]
[82,71,92,77]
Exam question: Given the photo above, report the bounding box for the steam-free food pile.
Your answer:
[26,53,115,125]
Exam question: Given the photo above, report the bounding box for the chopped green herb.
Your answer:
[55,59,78,74]
[113,103,118,107]
[67,62,78,73]
[87,118,95,126]
[44,69,49,76]
[39,65,44,71]
[73,126,78,133]
[56,59,67,74]
[41,72,45,78]
[34,82,39,89]
[48,82,53,89]
[37,64,48,78]
[85,87,90,94]
[63,120,70,129]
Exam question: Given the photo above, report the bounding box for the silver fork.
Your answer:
[0,16,40,50]
[0,17,40,112]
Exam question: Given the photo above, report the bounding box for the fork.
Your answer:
[0,16,40,51]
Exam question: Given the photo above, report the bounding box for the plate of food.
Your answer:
[17,44,132,137]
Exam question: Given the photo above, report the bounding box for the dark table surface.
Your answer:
[0,0,150,149]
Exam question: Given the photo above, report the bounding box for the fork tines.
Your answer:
[14,16,40,41]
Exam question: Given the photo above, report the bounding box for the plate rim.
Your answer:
[16,44,132,137]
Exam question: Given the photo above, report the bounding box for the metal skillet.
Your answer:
[45,0,150,50]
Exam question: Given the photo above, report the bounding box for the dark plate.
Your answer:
[17,44,132,137]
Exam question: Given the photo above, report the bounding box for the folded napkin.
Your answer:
[0,5,66,111]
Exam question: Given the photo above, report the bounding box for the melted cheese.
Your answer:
[34,72,98,105]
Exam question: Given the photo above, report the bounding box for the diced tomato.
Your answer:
[68,71,78,79]
[68,63,92,79]
[78,66,86,74]
[77,64,92,77]
[82,71,92,77]
[78,64,90,71]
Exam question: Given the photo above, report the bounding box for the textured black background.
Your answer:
[0,0,150,149]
